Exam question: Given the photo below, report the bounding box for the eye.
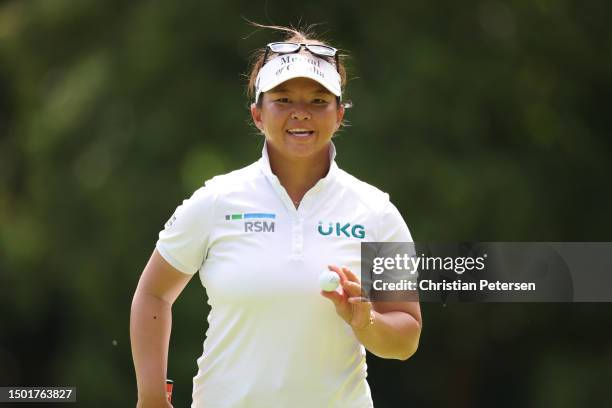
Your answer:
[275,97,291,103]
[312,98,329,104]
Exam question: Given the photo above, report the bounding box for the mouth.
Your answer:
[286,128,315,138]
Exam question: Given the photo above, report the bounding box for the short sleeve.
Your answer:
[377,198,413,243]
[156,186,217,275]
[362,198,417,301]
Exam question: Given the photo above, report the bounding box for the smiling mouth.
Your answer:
[286,129,315,137]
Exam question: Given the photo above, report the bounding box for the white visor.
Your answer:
[254,53,342,103]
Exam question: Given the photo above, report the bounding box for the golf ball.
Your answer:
[319,271,340,292]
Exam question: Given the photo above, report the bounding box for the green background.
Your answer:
[1,0,611,406]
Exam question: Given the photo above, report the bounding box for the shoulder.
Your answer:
[173,161,262,214]
[163,161,263,230]
[197,161,263,196]
[334,167,390,212]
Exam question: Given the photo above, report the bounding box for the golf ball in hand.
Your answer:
[319,271,340,292]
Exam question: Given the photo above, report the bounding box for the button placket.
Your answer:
[291,215,304,257]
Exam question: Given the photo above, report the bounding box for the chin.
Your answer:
[282,134,322,155]
[285,145,321,159]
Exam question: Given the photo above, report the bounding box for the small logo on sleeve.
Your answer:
[317,222,366,239]
[225,213,276,233]
[165,214,177,228]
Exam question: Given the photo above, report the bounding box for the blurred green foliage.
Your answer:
[1,0,611,407]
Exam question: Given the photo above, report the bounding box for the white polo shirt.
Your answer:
[156,142,413,408]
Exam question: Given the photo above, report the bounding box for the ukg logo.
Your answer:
[318,222,366,239]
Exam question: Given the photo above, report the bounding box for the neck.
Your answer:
[266,143,332,205]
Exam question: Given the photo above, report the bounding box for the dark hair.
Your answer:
[246,23,350,110]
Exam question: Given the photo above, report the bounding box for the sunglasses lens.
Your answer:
[307,45,336,57]
[269,43,300,53]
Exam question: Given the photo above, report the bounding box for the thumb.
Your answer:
[320,290,343,306]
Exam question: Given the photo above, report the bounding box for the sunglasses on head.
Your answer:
[263,42,339,73]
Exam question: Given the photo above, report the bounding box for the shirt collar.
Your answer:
[259,140,338,195]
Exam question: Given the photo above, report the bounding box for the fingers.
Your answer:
[328,265,347,284]
[342,267,359,282]
[320,290,343,306]
[330,265,360,283]
[329,265,361,285]
[323,265,366,300]
[341,280,362,297]
[328,265,366,298]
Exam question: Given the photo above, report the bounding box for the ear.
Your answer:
[335,103,345,130]
[250,102,264,132]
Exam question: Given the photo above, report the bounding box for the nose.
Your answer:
[291,106,311,120]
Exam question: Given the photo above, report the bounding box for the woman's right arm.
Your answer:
[130,249,193,408]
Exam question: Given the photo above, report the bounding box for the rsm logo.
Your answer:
[318,222,366,239]
[244,221,275,233]
[225,213,276,233]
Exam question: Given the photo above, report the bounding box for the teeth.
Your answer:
[288,129,312,133]
[287,129,314,137]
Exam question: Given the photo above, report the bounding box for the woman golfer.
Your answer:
[131,25,422,408]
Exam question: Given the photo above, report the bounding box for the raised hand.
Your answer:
[320,265,373,330]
